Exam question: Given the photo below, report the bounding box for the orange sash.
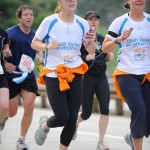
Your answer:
[141,73,150,84]
[112,69,129,102]
[113,69,150,102]
[38,62,88,92]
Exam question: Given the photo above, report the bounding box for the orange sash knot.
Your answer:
[38,62,88,92]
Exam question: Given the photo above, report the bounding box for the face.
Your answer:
[87,16,99,30]
[128,0,146,11]
[58,0,77,12]
[18,8,34,28]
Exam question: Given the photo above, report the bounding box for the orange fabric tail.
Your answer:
[112,69,128,102]
[38,62,88,92]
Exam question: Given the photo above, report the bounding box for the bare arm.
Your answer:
[31,37,60,51]
[102,28,133,53]
[3,44,12,57]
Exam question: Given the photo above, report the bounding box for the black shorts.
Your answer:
[0,74,8,88]
[7,77,39,99]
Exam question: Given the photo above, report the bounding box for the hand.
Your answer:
[105,52,114,61]
[86,53,96,61]
[118,28,133,42]
[38,57,44,65]
[3,48,12,57]
[46,39,60,50]
[85,32,96,43]
[4,61,16,73]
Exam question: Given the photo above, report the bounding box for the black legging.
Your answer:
[81,72,110,120]
[44,74,82,146]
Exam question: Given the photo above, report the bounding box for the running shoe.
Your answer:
[16,138,28,150]
[96,142,109,150]
[35,116,49,146]
[124,133,134,150]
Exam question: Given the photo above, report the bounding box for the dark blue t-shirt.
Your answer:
[6,25,36,79]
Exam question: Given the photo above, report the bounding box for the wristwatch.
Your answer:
[114,38,120,44]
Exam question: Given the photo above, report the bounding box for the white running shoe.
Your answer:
[16,138,28,150]
[96,142,109,150]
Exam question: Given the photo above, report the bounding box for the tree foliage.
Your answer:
[1,0,150,30]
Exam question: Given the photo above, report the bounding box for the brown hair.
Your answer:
[16,5,35,19]
[54,6,62,13]
[124,0,130,9]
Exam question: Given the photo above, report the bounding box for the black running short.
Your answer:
[7,77,39,99]
[0,74,8,88]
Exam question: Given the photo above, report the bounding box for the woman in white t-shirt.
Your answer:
[31,0,96,150]
[102,0,150,150]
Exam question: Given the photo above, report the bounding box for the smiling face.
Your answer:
[18,8,34,29]
[58,0,77,12]
[128,0,146,12]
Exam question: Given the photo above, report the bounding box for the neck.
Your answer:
[18,23,30,34]
[59,11,74,24]
[129,11,145,21]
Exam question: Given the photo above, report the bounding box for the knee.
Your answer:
[135,108,147,121]
[81,112,91,120]
[9,109,17,117]
[58,116,69,127]
[24,104,34,115]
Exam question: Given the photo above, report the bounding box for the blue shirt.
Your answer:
[6,25,36,79]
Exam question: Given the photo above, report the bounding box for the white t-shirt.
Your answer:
[106,12,150,75]
[35,14,90,77]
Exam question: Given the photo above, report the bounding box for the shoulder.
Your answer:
[43,14,58,23]
[112,13,129,25]
[6,25,18,33]
[75,15,88,25]
[144,12,150,22]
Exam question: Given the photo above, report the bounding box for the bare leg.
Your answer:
[20,89,35,137]
[0,88,9,121]
[133,138,143,150]
[59,143,68,150]
[98,114,109,143]
[76,112,83,127]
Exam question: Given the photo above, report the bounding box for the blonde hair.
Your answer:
[54,6,62,13]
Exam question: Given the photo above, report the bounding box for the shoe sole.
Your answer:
[124,135,134,150]
[35,116,48,146]
[35,129,45,146]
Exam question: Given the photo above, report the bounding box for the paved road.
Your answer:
[0,106,149,150]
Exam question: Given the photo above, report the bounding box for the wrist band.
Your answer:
[45,43,49,50]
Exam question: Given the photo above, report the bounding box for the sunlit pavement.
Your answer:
[0,101,149,150]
